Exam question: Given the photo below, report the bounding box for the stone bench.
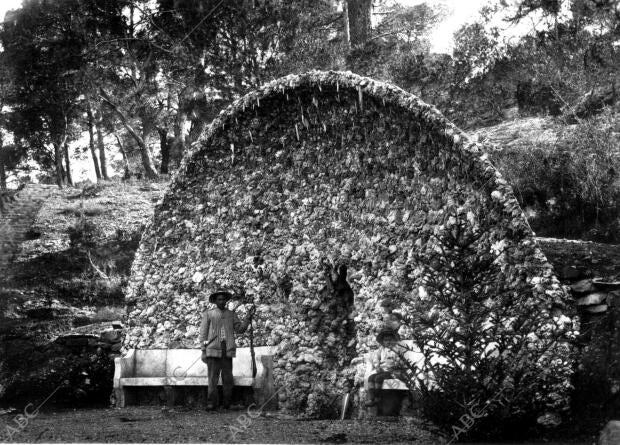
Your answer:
[113,347,275,408]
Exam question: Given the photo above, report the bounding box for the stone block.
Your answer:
[570,279,595,294]
[584,304,608,314]
[57,334,100,347]
[100,330,122,343]
[599,420,620,445]
[577,293,608,306]
[561,265,584,280]
[593,279,620,292]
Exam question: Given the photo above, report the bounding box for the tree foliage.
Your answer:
[0,0,125,186]
[392,194,576,439]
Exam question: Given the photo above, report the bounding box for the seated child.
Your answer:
[366,327,402,407]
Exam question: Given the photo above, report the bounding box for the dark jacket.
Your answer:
[199,307,250,358]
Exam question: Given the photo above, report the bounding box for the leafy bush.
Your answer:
[1,342,114,407]
[492,113,620,242]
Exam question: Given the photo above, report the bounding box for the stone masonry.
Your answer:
[123,71,574,416]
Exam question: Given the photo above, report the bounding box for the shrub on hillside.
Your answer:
[68,218,104,249]
[60,203,107,218]
[491,114,620,242]
[1,342,114,407]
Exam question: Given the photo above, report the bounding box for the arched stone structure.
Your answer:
[124,71,569,416]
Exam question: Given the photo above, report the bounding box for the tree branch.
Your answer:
[98,87,145,149]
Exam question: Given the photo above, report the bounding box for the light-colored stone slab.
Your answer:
[122,377,167,386]
[166,349,208,378]
[134,349,166,377]
[382,379,408,390]
[584,304,608,314]
[570,279,595,294]
[577,293,607,306]
[599,420,620,445]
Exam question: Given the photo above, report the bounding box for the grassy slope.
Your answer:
[1,180,166,337]
[0,180,168,407]
[474,111,620,243]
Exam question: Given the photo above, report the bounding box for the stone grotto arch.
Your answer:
[124,71,569,415]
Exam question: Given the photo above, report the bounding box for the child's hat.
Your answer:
[209,290,233,303]
[376,327,400,343]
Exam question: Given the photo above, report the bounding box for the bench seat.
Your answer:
[380,379,408,390]
[113,347,275,408]
[120,376,255,386]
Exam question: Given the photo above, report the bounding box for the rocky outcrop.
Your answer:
[537,238,620,281]
[536,237,620,424]
[571,279,620,314]
[56,320,124,353]
[536,236,620,317]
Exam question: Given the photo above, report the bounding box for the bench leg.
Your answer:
[197,387,208,409]
[114,386,125,408]
[258,355,277,410]
[116,386,136,408]
[164,385,176,407]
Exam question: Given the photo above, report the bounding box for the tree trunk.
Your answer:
[99,88,158,179]
[63,140,73,186]
[86,102,102,180]
[0,133,6,191]
[114,134,132,179]
[140,135,158,179]
[158,128,171,174]
[172,101,187,168]
[95,119,109,180]
[346,0,372,48]
[187,111,206,148]
[53,140,64,188]
[0,154,6,191]
[343,0,350,47]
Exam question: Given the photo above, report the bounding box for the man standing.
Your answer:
[199,290,255,410]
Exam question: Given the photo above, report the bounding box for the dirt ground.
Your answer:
[1,406,445,443]
[0,405,599,444]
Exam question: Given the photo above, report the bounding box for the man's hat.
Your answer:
[209,290,233,303]
[380,299,395,308]
[376,327,400,344]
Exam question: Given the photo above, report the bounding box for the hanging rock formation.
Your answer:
[124,71,572,416]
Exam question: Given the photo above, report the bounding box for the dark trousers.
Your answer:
[367,371,394,404]
[206,341,233,408]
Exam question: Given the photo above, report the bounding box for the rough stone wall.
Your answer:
[537,237,620,424]
[124,71,570,416]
